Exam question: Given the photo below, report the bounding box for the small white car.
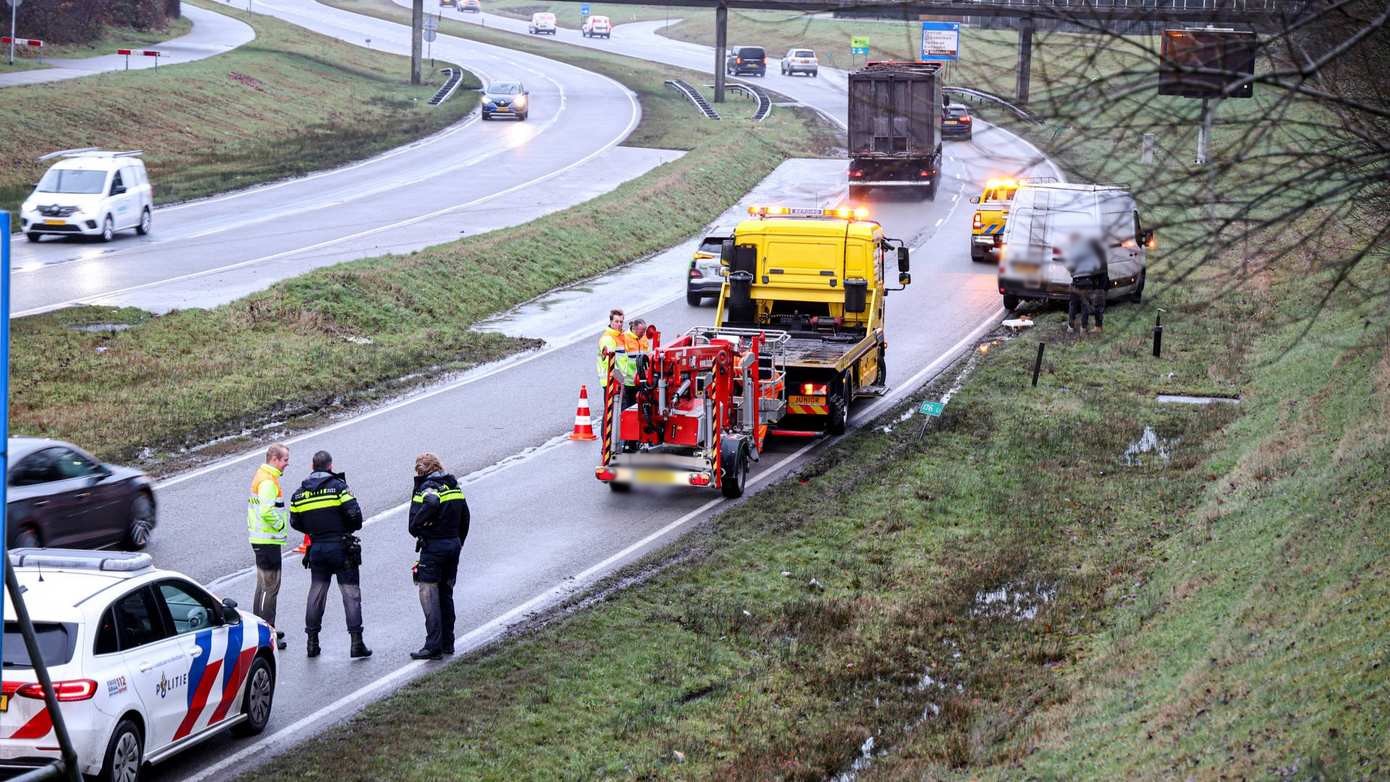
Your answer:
[528,11,556,34]
[20,149,154,243]
[0,550,278,782]
[581,15,611,38]
[781,48,818,77]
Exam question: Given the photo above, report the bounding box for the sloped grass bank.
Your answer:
[1,0,478,230]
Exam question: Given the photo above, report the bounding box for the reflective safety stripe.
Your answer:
[787,402,830,415]
[290,496,348,513]
[412,488,465,503]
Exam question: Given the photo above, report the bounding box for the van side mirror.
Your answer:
[896,246,910,273]
[1139,229,1156,249]
[720,239,734,264]
[220,597,242,624]
[898,272,911,287]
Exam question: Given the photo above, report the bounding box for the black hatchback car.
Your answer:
[6,437,157,550]
[942,103,974,140]
[726,46,767,77]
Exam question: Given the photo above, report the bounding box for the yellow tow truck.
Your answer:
[713,205,910,434]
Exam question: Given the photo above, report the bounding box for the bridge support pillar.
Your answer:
[714,3,727,103]
[411,0,423,85]
[1015,17,1034,106]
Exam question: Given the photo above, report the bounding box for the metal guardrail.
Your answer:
[944,86,1039,123]
[665,79,720,119]
[896,0,1287,8]
[429,67,463,106]
[722,82,773,122]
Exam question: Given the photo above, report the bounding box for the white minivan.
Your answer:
[997,182,1153,312]
[20,149,154,243]
[528,11,557,34]
[581,14,611,38]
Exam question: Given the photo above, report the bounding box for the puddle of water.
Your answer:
[1155,393,1241,405]
[971,581,1058,621]
[1123,426,1179,467]
[71,322,132,333]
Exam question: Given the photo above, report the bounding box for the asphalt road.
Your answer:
[9,0,654,317]
[20,5,1061,779]
[0,4,256,88]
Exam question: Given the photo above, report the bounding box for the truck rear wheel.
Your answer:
[719,438,749,498]
[827,373,851,435]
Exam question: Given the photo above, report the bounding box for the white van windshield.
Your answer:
[36,169,106,195]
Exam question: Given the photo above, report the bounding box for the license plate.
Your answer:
[634,469,680,485]
[0,694,9,712]
[1012,262,1040,274]
[945,120,958,125]
[789,395,824,407]
[495,106,510,112]
[43,218,65,226]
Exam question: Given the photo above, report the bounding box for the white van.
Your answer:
[20,149,154,243]
[528,12,557,34]
[997,182,1152,312]
[581,15,611,38]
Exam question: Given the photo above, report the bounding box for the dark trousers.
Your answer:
[251,544,282,628]
[1068,275,1106,329]
[304,539,363,635]
[416,537,462,653]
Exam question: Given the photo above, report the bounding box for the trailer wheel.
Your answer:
[609,481,632,493]
[719,438,749,499]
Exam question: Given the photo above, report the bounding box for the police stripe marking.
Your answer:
[174,629,217,740]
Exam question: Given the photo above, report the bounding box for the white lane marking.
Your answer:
[15,75,637,319]
[183,304,1002,782]
[951,192,959,203]
[935,218,944,227]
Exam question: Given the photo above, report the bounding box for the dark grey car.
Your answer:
[6,438,157,550]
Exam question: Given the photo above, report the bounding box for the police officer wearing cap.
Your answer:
[409,452,470,660]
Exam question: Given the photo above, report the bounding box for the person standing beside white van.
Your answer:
[1063,231,1109,335]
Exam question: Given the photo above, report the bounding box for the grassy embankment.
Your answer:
[242,25,1389,782]
[0,16,193,74]
[1,0,479,231]
[13,0,838,468]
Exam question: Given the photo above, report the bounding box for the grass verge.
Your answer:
[1,0,478,231]
[12,0,839,468]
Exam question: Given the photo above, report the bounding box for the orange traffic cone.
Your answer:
[569,385,598,441]
[293,535,311,554]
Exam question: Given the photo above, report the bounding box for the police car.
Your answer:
[0,550,277,781]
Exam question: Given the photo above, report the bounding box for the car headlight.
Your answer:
[514,96,527,108]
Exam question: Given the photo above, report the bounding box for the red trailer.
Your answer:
[595,327,789,497]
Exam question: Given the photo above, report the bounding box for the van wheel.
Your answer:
[686,291,703,307]
[100,216,115,242]
[99,718,143,782]
[1130,270,1146,303]
[25,232,40,243]
[232,657,275,736]
[136,208,151,236]
[1002,294,1021,312]
[608,481,631,493]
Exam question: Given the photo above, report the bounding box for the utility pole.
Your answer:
[411,0,423,85]
[1015,16,1034,106]
[713,2,727,103]
[8,0,20,68]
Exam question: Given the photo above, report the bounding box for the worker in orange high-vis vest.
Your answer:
[248,443,290,650]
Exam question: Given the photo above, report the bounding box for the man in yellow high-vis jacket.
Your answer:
[248,443,290,650]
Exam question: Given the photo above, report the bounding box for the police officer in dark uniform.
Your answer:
[408,452,470,660]
[289,450,372,659]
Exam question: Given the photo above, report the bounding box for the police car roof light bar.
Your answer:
[9,549,154,573]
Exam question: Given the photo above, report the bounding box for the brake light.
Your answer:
[14,680,98,702]
[1052,246,1063,258]
[736,57,743,64]
[960,116,972,123]
[595,468,616,482]
[972,212,983,230]
[800,383,828,396]
[690,267,703,279]
[689,473,712,487]
[919,170,932,177]
[849,169,864,178]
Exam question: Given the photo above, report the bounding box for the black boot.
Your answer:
[411,647,442,661]
[349,631,372,658]
[305,632,320,658]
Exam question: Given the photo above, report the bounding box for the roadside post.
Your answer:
[1031,342,1045,387]
[1152,310,1165,358]
[6,0,20,67]
[116,48,161,70]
